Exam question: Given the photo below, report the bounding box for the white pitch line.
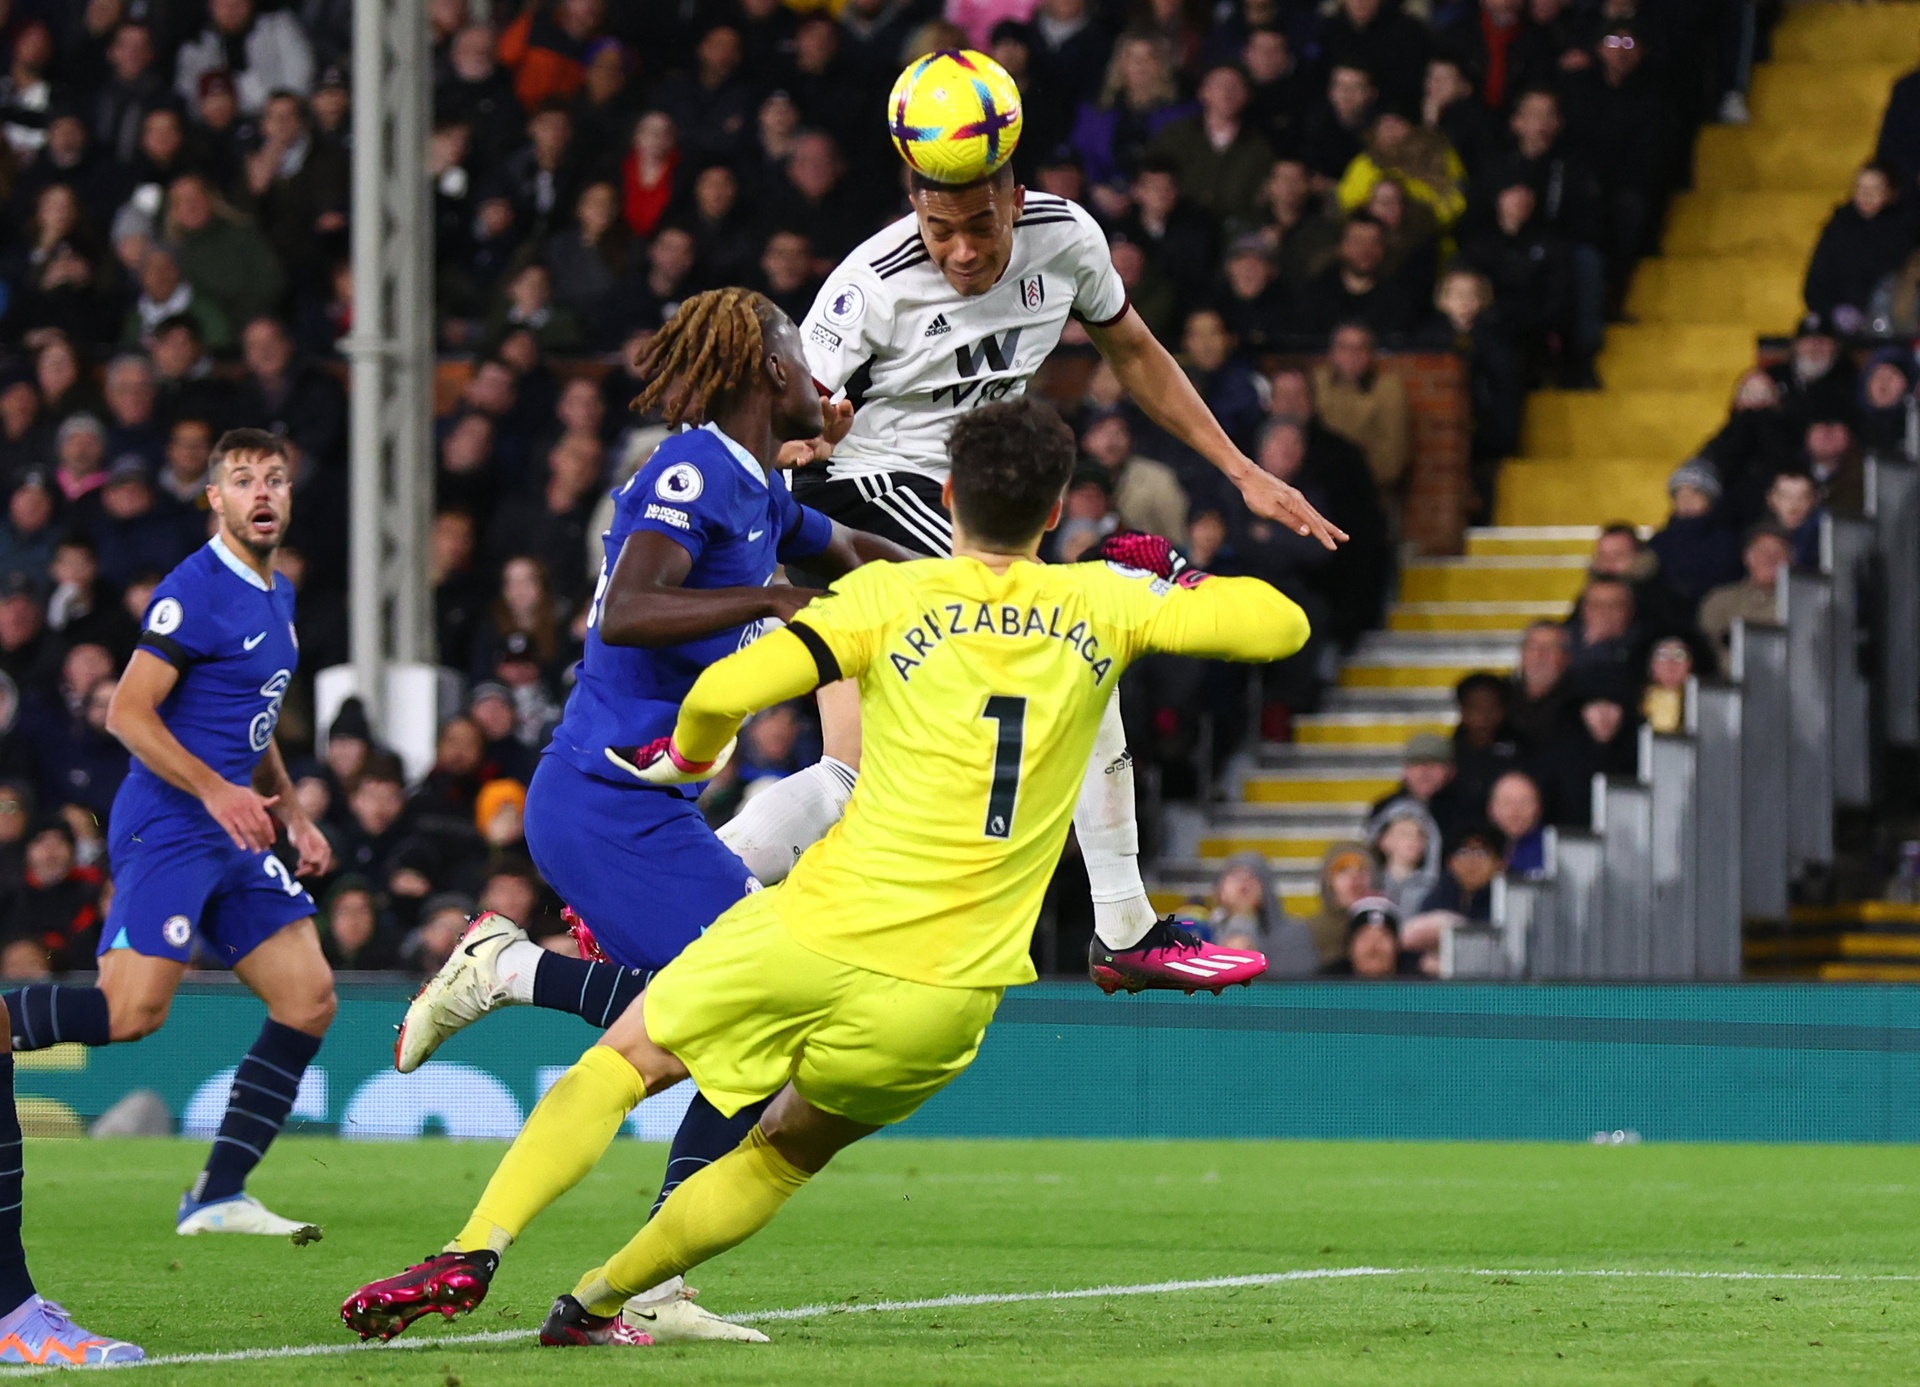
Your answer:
[8,1264,1919,1375]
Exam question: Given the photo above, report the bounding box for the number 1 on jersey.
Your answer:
[981,695,1026,839]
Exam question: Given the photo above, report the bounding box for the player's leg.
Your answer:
[3,843,205,1052]
[179,905,334,1238]
[550,1083,875,1345]
[0,996,142,1364]
[396,756,740,1069]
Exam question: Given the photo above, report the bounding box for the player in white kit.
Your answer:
[719,160,1346,991]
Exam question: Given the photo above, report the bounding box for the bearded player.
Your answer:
[719,51,1346,993]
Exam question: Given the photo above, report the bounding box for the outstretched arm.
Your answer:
[614,627,830,784]
[597,531,823,648]
[1085,308,1348,551]
[802,520,918,579]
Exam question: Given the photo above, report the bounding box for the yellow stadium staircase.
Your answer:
[1150,4,1911,935]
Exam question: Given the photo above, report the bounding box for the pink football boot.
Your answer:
[1089,917,1267,995]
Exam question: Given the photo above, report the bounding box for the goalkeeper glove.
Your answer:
[604,734,737,786]
[1085,530,1209,586]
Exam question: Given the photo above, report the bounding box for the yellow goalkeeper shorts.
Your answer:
[643,889,1003,1128]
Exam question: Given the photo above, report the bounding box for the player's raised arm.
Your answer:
[1088,533,1313,666]
[804,520,919,578]
[596,530,823,648]
[107,649,280,852]
[1084,308,1349,552]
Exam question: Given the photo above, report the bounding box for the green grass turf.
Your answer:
[9,1137,1920,1383]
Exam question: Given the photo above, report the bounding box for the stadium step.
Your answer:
[1494,458,1675,529]
[1462,525,1598,558]
[1521,388,1729,460]
[1621,255,1808,331]
[1692,124,1877,193]
[1771,2,1920,63]
[1293,708,1456,745]
[1746,62,1907,127]
[1595,324,1759,392]
[1660,191,1834,259]
[1387,601,1568,633]
[1398,555,1589,604]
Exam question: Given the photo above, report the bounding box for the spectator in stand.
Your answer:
[241,92,349,294]
[1368,797,1443,922]
[1451,671,1522,816]
[1800,412,1863,519]
[439,25,525,167]
[1118,159,1218,302]
[486,261,585,355]
[1300,64,1376,186]
[757,230,820,324]
[1437,0,1551,115]
[124,247,230,355]
[1560,23,1670,289]
[1147,63,1274,224]
[496,0,603,112]
[100,356,163,472]
[5,819,102,972]
[1487,768,1546,875]
[317,876,399,972]
[32,670,125,824]
[500,100,580,240]
[44,543,132,656]
[1179,308,1264,454]
[1641,636,1695,736]
[408,714,489,843]
[1301,841,1378,967]
[163,174,286,328]
[1764,468,1821,572]
[1240,26,1310,156]
[1313,322,1411,503]
[175,0,315,114]
[234,315,346,476]
[1704,368,1799,525]
[1205,852,1317,977]
[1247,156,1342,292]
[1566,574,1639,671]
[51,413,109,532]
[0,478,56,588]
[0,573,57,700]
[1322,896,1423,978]
[496,433,602,610]
[468,682,539,785]
[14,113,126,238]
[1859,349,1916,456]
[1804,163,1912,335]
[337,751,412,884]
[1362,176,1441,299]
[402,891,476,978]
[1534,664,1640,828]
[1419,268,1522,489]
[1699,524,1793,676]
[1509,618,1570,751]
[1460,181,1571,378]
[653,24,757,165]
[1322,0,1430,111]
[0,20,54,163]
[1026,0,1115,154]
[1424,55,1496,179]
[1048,469,1118,563]
[4,184,118,348]
[1078,410,1188,545]
[0,380,48,479]
[1649,461,1742,609]
[1410,823,1503,929]
[1588,522,1693,640]
[622,225,698,335]
[186,69,249,194]
[94,459,200,593]
[1296,214,1419,339]
[1075,30,1190,198]
[1215,236,1290,353]
[157,415,216,511]
[471,554,570,695]
[673,164,760,293]
[1337,105,1468,243]
[1768,313,1857,435]
[766,131,869,274]
[1372,731,1470,841]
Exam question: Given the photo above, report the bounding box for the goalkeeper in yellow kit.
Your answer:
[341,396,1310,1347]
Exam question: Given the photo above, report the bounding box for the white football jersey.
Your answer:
[800,193,1128,482]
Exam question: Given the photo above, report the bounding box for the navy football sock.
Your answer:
[1,987,109,1052]
[192,1020,323,1205]
[0,1055,32,1313]
[647,1093,772,1220]
[531,953,649,1029]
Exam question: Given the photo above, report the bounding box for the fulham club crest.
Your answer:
[1018,274,1045,312]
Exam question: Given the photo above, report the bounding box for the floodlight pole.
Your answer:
[344,0,434,733]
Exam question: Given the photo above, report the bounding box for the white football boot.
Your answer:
[622,1279,769,1343]
[395,913,527,1073]
[176,1191,321,1241]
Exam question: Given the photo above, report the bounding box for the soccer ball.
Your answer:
[888,50,1024,185]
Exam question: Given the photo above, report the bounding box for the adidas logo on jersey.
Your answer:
[924,313,951,338]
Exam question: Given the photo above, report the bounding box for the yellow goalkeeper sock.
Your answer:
[450,1044,647,1255]
[571,1125,811,1317]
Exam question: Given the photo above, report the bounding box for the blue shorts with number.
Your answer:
[523,752,754,974]
[100,819,316,967]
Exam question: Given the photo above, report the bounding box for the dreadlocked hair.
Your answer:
[629,287,773,425]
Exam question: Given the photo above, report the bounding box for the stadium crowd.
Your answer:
[0,0,1859,981]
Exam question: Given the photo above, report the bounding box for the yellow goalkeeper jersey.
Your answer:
[750,555,1310,990]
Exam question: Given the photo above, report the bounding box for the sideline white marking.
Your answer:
[8,1264,1918,1374]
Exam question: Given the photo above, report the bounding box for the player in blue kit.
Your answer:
[384,288,909,1343]
[0,428,335,1238]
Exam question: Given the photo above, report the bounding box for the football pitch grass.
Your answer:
[12,1137,1920,1383]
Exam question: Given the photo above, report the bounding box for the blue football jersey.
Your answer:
[111,536,299,839]
[548,423,833,783]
